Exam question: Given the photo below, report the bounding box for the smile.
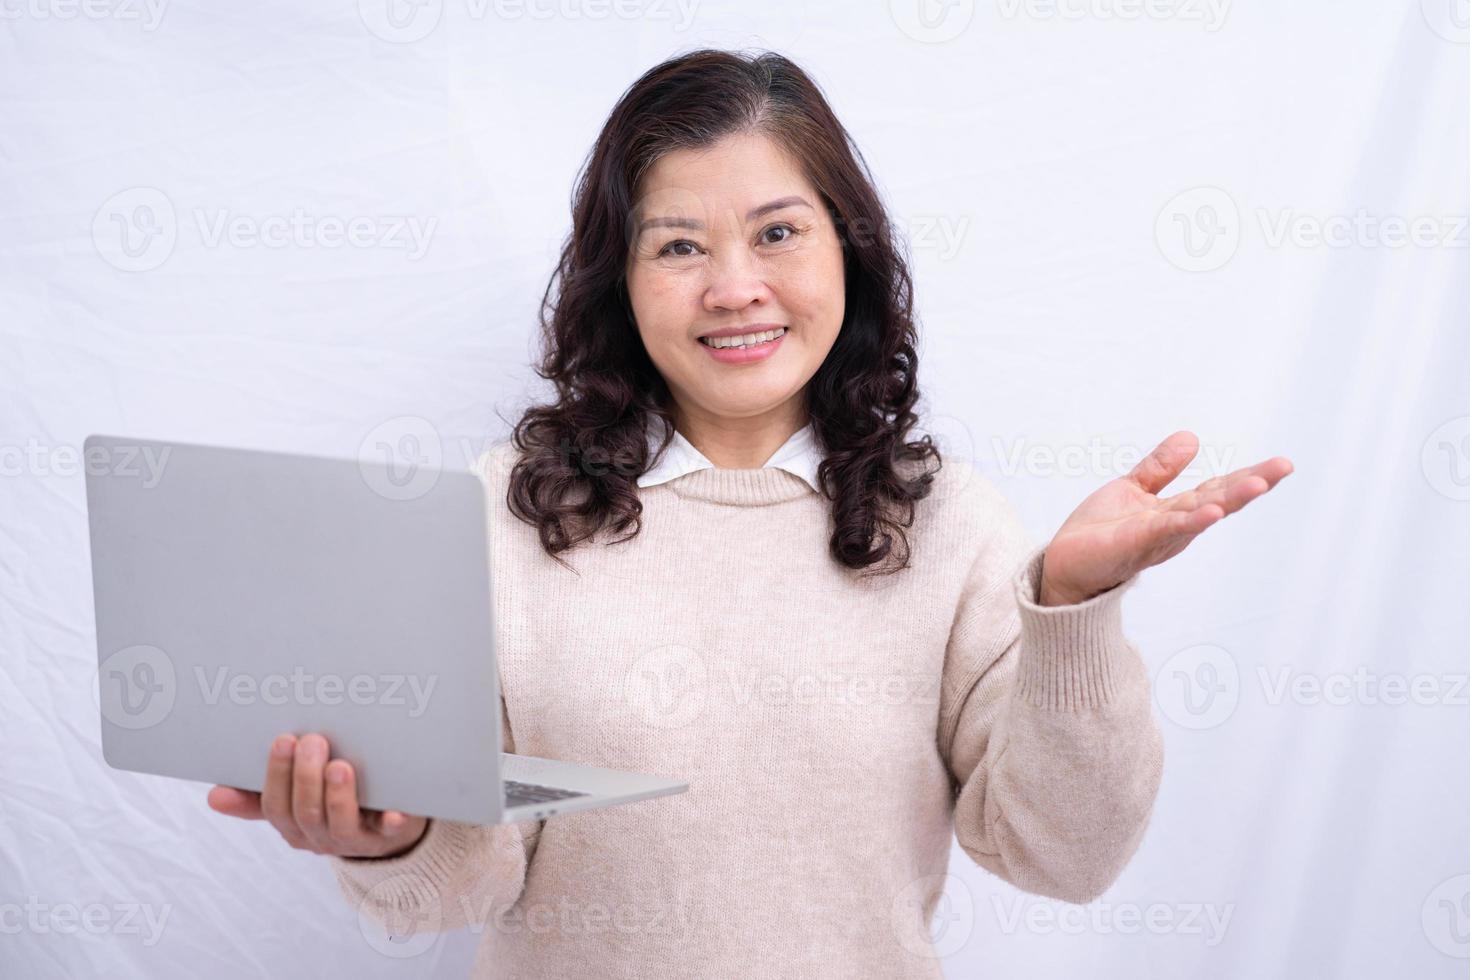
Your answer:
[698,326,788,349]
[696,326,788,364]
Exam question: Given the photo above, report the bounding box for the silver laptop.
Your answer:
[83,433,687,825]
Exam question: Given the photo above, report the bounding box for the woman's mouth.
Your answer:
[697,326,787,364]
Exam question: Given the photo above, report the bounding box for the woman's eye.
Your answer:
[659,240,700,258]
[761,224,798,245]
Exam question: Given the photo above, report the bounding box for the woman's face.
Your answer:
[625,131,846,428]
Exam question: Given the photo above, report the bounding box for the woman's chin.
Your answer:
[693,386,806,421]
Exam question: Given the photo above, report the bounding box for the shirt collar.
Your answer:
[638,420,822,492]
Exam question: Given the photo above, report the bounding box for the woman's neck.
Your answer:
[669,401,808,469]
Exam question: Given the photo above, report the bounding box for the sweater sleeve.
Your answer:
[937,490,1165,905]
[327,701,544,933]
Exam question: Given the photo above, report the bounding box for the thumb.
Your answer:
[1127,430,1200,495]
[208,785,265,820]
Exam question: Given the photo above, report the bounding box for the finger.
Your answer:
[377,810,430,858]
[380,810,412,837]
[1166,469,1273,517]
[207,785,264,820]
[1164,501,1223,537]
[1255,455,1294,488]
[1140,500,1221,544]
[360,804,422,839]
[1210,456,1293,498]
[324,759,373,852]
[1127,430,1200,495]
[1131,505,1222,567]
[1205,473,1269,515]
[292,733,333,851]
[1150,509,1219,563]
[261,733,307,847]
[358,806,398,836]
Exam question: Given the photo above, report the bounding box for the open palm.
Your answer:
[1038,431,1294,606]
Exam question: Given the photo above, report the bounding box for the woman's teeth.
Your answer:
[699,327,787,349]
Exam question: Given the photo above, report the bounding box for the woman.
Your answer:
[208,49,1291,977]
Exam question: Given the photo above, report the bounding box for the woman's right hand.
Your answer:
[207,732,429,859]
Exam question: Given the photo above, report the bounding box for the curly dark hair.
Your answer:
[507,48,943,576]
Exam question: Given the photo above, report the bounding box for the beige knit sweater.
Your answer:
[330,440,1164,978]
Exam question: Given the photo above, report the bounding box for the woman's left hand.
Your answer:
[1037,430,1294,607]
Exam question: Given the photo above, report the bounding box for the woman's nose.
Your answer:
[702,249,772,312]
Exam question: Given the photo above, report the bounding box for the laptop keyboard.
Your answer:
[504,779,589,807]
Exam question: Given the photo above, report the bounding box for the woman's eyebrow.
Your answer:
[635,196,813,235]
[745,195,812,221]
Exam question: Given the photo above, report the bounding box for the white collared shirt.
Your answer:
[638,420,822,492]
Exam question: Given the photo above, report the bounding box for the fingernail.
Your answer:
[272,735,295,758]
[327,763,347,784]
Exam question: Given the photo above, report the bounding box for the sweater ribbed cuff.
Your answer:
[330,817,472,907]
[1011,545,1140,710]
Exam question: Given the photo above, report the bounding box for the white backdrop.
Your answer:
[3,1,1469,976]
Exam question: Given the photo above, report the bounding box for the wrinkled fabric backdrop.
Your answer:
[3,1,1468,977]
